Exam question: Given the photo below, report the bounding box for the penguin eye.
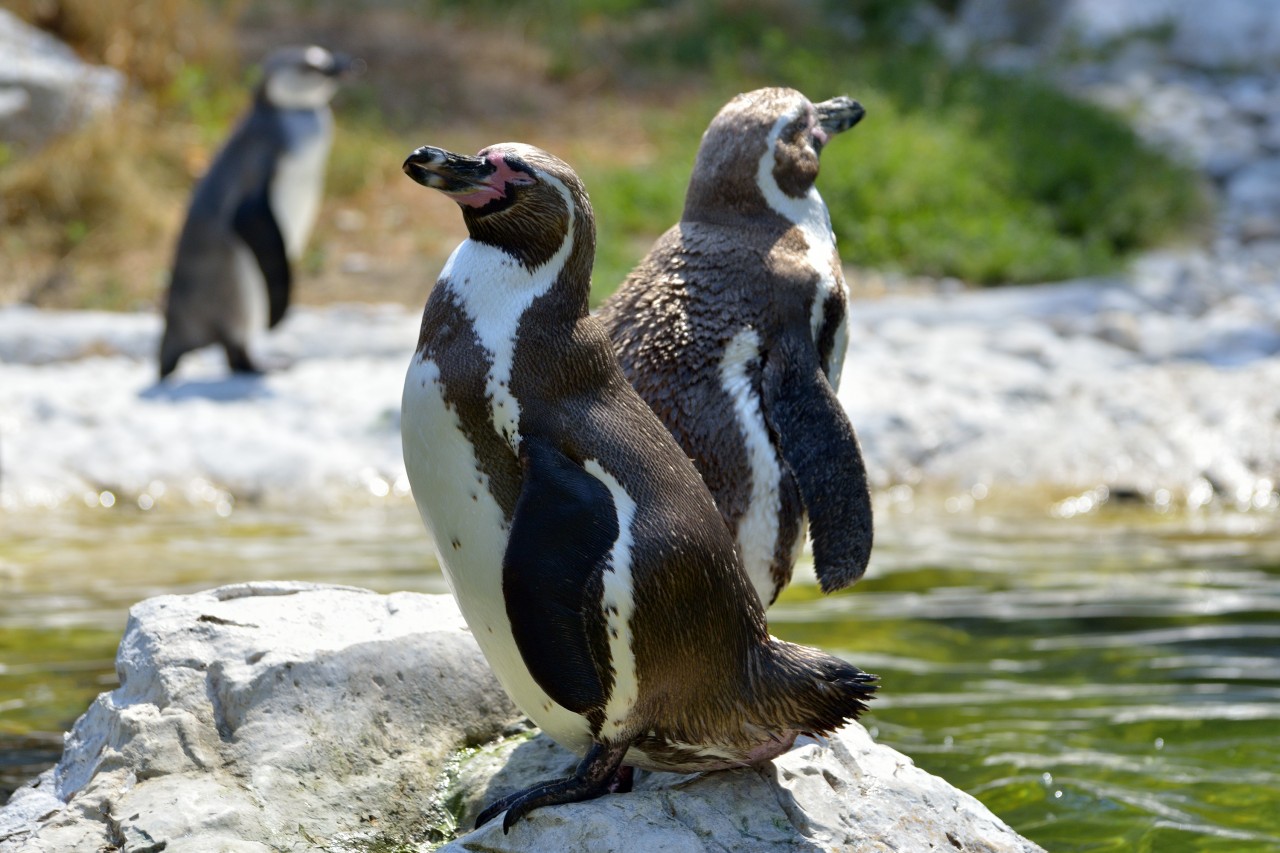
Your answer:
[780,114,814,148]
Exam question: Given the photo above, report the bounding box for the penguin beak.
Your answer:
[403,146,505,207]
[328,52,365,78]
[814,97,865,146]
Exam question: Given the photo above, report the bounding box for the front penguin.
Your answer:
[399,141,876,831]
[597,87,873,607]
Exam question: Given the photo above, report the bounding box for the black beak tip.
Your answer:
[403,145,451,187]
[323,51,362,78]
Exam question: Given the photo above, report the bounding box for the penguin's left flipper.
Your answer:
[475,741,629,833]
[232,191,292,328]
[503,435,618,715]
[763,335,873,593]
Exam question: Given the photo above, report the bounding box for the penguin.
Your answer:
[596,87,872,608]
[158,45,356,380]
[400,142,876,831]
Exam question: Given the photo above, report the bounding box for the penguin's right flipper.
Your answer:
[503,435,618,715]
[232,192,292,328]
[762,335,873,593]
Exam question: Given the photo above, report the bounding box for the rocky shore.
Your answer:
[0,583,1044,852]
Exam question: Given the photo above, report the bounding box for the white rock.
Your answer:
[839,261,1280,506]
[1226,158,1280,239]
[0,583,1043,853]
[0,9,124,149]
[0,583,522,852]
[439,726,1043,853]
[3,264,1278,514]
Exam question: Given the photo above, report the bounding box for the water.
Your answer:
[2,500,1278,851]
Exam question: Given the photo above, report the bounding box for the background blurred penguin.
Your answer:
[158,45,358,380]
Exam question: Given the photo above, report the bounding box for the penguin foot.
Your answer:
[607,764,634,794]
[474,741,629,833]
[223,342,264,376]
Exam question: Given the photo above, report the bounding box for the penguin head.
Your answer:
[684,88,864,218]
[259,46,359,110]
[404,142,594,272]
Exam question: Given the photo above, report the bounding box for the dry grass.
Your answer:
[1,0,705,310]
[1,0,243,307]
[0,101,193,308]
[8,0,238,90]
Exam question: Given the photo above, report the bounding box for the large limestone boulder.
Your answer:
[0,9,124,150]
[0,583,1044,852]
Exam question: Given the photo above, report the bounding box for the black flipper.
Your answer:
[231,191,292,328]
[503,435,617,715]
[475,741,629,833]
[762,334,873,593]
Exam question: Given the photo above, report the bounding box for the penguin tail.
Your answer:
[756,639,877,736]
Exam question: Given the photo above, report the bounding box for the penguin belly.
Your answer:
[718,327,787,605]
[230,239,270,348]
[401,353,594,755]
[270,110,333,261]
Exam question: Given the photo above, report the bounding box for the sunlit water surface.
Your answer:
[2,501,1278,852]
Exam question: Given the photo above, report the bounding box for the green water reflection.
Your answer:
[2,502,1278,851]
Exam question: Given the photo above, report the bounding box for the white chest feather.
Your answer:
[440,186,575,451]
[583,461,641,741]
[270,108,333,261]
[718,328,782,606]
[756,118,850,388]
[402,189,592,749]
[231,240,269,340]
[401,355,592,753]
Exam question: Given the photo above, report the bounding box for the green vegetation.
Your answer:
[0,0,1209,309]
[531,1,1211,289]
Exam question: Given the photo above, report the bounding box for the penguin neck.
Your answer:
[682,168,774,227]
[434,186,594,453]
[754,117,832,237]
[261,76,338,111]
[458,176,596,320]
[439,231,575,344]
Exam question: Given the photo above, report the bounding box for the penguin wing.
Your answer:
[232,189,291,328]
[762,333,873,593]
[503,435,617,715]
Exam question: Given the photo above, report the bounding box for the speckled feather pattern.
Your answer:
[597,87,872,606]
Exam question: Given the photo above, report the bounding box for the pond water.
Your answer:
[1,500,1278,852]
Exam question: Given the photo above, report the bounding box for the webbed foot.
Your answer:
[474,741,629,833]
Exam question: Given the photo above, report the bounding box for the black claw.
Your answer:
[473,741,630,833]
[474,800,505,830]
[608,765,634,794]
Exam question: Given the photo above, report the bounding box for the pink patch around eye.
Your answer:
[453,154,535,207]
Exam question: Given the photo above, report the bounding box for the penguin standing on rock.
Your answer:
[597,87,872,608]
[158,46,357,380]
[400,142,876,831]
